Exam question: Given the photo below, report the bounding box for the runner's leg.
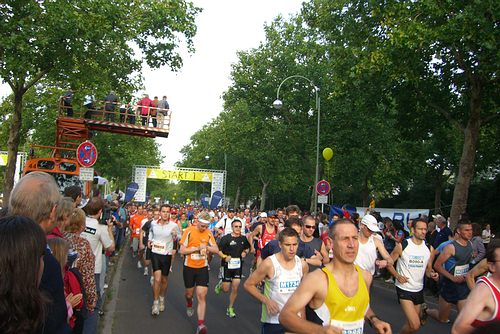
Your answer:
[229,279,241,309]
[399,299,421,334]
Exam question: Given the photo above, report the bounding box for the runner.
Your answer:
[179,211,219,334]
[244,227,308,334]
[214,218,251,318]
[170,207,179,273]
[130,205,146,266]
[301,215,329,268]
[386,218,438,334]
[354,214,394,277]
[279,219,392,334]
[452,239,500,333]
[139,208,154,276]
[249,212,278,267]
[426,218,473,323]
[216,208,241,236]
[148,204,180,316]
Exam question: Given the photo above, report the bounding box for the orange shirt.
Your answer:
[130,214,145,238]
[180,226,216,268]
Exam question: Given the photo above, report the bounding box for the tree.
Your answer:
[0,0,200,203]
[303,0,499,227]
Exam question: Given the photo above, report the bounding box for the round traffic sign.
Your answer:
[316,180,331,195]
[77,141,98,167]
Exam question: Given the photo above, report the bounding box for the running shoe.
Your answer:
[420,303,428,325]
[143,267,149,276]
[159,296,165,312]
[214,280,222,295]
[195,324,207,334]
[186,305,194,317]
[137,260,142,269]
[226,307,236,318]
[151,300,160,316]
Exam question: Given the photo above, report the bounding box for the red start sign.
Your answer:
[316,180,331,195]
[77,141,98,167]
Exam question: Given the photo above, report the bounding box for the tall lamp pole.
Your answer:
[273,75,320,213]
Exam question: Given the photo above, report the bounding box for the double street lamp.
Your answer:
[273,75,320,213]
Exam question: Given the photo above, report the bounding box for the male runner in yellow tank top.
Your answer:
[280,219,392,334]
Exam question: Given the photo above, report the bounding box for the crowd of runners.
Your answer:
[0,172,499,334]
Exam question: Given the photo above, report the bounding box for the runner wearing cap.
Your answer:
[249,212,278,267]
[179,211,219,334]
[354,214,394,277]
[432,214,453,249]
[216,208,242,236]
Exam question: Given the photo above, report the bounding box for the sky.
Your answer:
[141,0,304,168]
[0,0,305,168]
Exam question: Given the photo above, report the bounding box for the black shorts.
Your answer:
[439,278,470,303]
[219,262,243,282]
[183,266,209,288]
[151,253,172,276]
[396,286,424,305]
[261,323,285,334]
[145,248,152,261]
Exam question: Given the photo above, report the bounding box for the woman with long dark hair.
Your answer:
[0,215,47,333]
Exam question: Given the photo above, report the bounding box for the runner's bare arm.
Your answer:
[279,270,332,334]
[243,258,279,314]
[375,238,394,265]
[386,243,404,281]
[466,258,488,290]
[451,282,491,334]
[434,244,459,282]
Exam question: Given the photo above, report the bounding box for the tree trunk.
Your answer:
[309,184,315,213]
[3,89,24,206]
[449,83,482,229]
[234,185,241,208]
[434,181,442,214]
[260,180,269,212]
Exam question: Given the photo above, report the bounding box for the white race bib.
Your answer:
[454,264,469,276]
[277,277,300,294]
[330,319,364,334]
[151,240,168,255]
[135,228,141,235]
[191,253,206,260]
[227,258,241,269]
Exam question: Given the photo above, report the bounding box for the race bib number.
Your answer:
[454,264,469,276]
[330,319,364,334]
[277,278,300,294]
[135,228,141,235]
[191,253,206,260]
[227,258,241,269]
[152,241,167,255]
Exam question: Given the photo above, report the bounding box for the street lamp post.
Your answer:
[273,75,320,213]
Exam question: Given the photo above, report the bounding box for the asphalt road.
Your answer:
[102,250,456,334]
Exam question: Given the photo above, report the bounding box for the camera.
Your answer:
[99,202,119,225]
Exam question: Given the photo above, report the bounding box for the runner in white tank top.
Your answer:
[354,214,393,275]
[243,227,309,334]
[387,219,438,334]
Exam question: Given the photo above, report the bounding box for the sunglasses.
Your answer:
[304,225,316,229]
[233,225,242,228]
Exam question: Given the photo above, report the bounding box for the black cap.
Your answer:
[227,208,235,212]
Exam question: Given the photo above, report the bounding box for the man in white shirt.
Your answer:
[216,208,245,236]
[82,197,115,333]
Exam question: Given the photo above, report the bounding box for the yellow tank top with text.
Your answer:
[322,265,369,334]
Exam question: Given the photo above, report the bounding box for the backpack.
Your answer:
[68,267,89,319]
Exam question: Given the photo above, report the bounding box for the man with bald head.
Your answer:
[9,172,70,334]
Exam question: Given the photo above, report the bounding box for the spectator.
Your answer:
[426,220,438,246]
[63,208,97,326]
[482,224,493,249]
[48,197,74,239]
[151,96,159,127]
[432,214,453,249]
[62,89,74,117]
[83,94,95,119]
[104,91,118,121]
[0,215,47,334]
[64,185,82,207]
[47,237,84,333]
[157,95,170,127]
[8,171,70,334]
[471,223,486,266]
[137,94,153,126]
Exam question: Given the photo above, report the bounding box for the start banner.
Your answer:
[146,168,212,182]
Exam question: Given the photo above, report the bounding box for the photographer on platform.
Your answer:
[82,197,115,334]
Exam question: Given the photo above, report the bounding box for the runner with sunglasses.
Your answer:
[214,219,251,317]
[300,215,330,270]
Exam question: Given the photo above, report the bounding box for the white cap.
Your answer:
[259,212,268,218]
[361,214,380,232]
[209,211,215,218]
